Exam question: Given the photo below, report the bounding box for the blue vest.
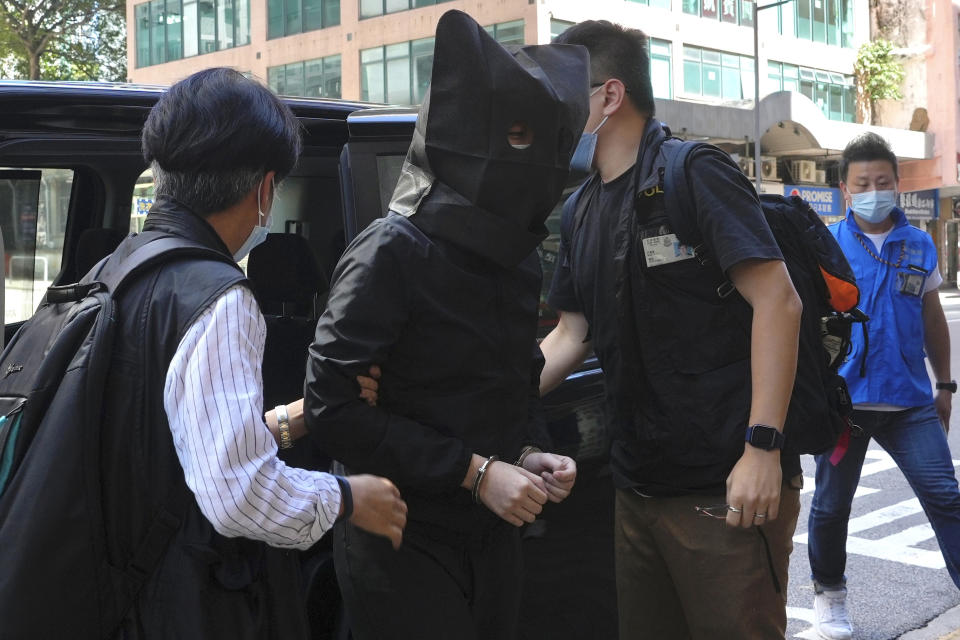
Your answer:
[830,207,937,407]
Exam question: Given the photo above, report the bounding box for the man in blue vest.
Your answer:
[809,132,960,640]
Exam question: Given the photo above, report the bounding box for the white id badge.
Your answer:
[642,233,696,267]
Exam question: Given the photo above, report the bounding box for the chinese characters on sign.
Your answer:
[898,189,939,220]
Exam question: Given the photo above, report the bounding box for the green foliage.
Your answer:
[854,39,904,101]
[0,0,126,81]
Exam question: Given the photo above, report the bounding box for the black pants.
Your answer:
[333,519,521,640]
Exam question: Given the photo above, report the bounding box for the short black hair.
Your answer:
[840,132,898,183]
[142,67,302,215]
[553,20,655,118]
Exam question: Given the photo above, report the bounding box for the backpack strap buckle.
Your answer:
[716,280,736,299]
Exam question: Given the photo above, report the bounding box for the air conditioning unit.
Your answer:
[790,160,817,183]
[761,156,778,181]
[737,156,755,178]
[815,169,827,184]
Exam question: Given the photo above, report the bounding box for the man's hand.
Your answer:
[478,461,548,527]
[346,474,407,549]
[936,390,952,433]
[521,452,577,503]
[356,364,381,407]
[725,447,781,529]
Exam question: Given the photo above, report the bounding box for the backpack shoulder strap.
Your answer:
[661,139,708,247]
[99,234,239,294]
[560,178,594,244]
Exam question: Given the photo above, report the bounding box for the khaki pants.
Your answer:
[614,476,802,640]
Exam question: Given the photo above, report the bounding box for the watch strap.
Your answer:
[745,423,785,450]
[936,380,957,393]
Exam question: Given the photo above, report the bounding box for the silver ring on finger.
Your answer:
[754,513,767,519]
[727,505,742,513]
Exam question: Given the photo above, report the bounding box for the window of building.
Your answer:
[773,0,853,47]
[267,54,342,98]
[550,19,574,40]
[134,0,249,68]
[361,37,434,105]
[484,20,524,45]
[682,0,754,26]
[650,39,672,99]
[769,61,854,122]
[683,45,753,100]
[359,0,453,19]
[626,0,671,8]
[267,0,339,39]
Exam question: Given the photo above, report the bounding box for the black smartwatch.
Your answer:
[745,424,785,451]
[936,380,957,393]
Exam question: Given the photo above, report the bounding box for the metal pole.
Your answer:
[754,14,761,193]
[753,0,793,195]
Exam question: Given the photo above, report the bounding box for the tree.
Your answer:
[0,0,126,81]
[854,39,904,125]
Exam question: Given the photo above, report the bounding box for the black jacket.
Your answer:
[304,204,550,534]
[102,198,308,639]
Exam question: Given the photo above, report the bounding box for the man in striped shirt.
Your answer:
[108,67,407,639]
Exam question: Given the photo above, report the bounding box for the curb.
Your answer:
[899,604,960,639]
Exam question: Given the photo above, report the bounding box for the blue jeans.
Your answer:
[808,405,960,590]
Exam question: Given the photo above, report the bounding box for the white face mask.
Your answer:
[233,178,273,262]
[850,189,897,224]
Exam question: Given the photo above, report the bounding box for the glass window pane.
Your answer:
[411,37,434,103]
[797,0,811,40]
[136,3,151,67]
[360,47,383,64]
[305,58,323,96]
[323,54,342,97]
[841,0,854,47]
[284,0,300,35]
[702,50,721,65]
[651,0,671,8]
[784,77,799,92]
[386,53,411,104]
[798,67,816,81]
[217,0,234,49]
[812,0,826,42]
[721,53,739,68]
[150,0,166,64]
[235,0,249,44]
[304,0,323,31]
[721,67,741,99]
[325,0,339,27]
[800,79,814,100]
[741,64,755,100]
[199,0,215,54]
[683,60,701,94]
[827,0,839,45]
[267,0,283,38]
[829,84,842,120]
[682,0,699,14]
[650,41,670,57]
[703,62,721,97]
[359,0,382,18]
[702,0,717,19]
[768,61,783,91]
[781,0,795,37]
[843,85,855,122]
[267,65,283,93]
[385,0,407,13]
[166,0,182,60]
[493,20,524,45]
[550,19,574,40]
[740,0,753,27]
[683,46,701,62]
[783,64,798,79]
[285,62,304,96]
[182,0,198,55]
[721,0,737,23]
[651,56,671,99]
[815,70,831,82]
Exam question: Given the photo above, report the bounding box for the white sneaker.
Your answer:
[813,586,853,640]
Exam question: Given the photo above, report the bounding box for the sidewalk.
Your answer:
[898,604,960,639]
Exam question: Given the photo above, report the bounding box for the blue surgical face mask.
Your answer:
[850,189,897,224]
[233,178,273,262]
[568,87,608,182]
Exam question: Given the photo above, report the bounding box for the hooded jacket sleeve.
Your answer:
[303,222,473,493]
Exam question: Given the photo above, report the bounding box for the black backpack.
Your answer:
[661,140,868,455]
[0,233,235,639]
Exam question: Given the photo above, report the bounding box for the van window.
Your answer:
[0,168,73,323]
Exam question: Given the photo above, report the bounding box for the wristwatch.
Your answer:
[936,380,957,393]
[745,424,785,451]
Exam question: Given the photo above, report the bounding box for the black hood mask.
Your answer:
[389,10,589,268]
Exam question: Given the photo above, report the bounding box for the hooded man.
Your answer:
[301,10,587,640]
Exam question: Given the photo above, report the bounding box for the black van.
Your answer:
[0,81,615,639]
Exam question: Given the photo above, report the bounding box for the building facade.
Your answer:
[127,0,955,279]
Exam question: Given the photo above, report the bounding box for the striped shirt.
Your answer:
[164,284,341,550]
